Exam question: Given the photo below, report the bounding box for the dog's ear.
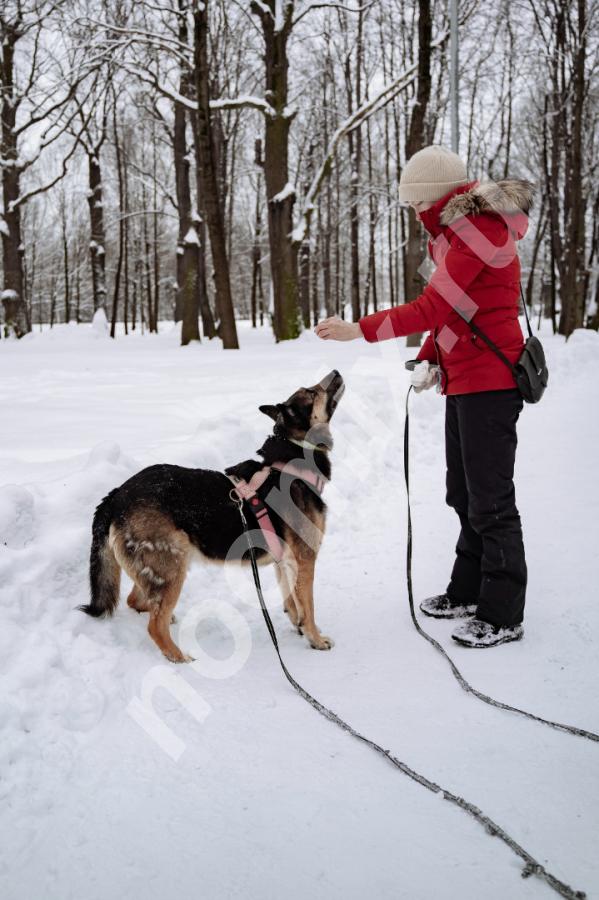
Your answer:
[279,402,302,424]
[259,404,280,421]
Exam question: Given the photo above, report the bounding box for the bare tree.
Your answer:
[1,1,98,335]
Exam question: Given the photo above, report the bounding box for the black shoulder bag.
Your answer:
[461,286,548,404]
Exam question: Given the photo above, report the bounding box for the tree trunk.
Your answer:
[250,178,262,329]
[110,216,123,339]
[111,103,125,338]
[87,150,107,314]
[197,216,215,337]
[49,266,57,328]
[334,152,341,317]
[404,0,432,348]
[193,0,239,348]
[541,92,558,333]
[122,133,129,335]
[379,15,395,311]
[75,259,81,324]
[151,120,160,333]
[0,29,29,336]
[345,6,363,322]
[252,0,300,341]
[1,166,27,336]
[586,191,599,329]
[173,6,200,345]
[62,197,70,322]
[365,72,378,315]
[558,0,587,337]
[525,197,548,311]
[299,238,310,327]
[175,91,201,343]
[141,153,155,333]
[311,221,320,326]
[298,144,314,328]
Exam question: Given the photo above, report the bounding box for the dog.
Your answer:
[78,370,345,662]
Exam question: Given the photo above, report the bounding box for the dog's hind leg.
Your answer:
[127,584,178,623]
[127,584,150,612]
[111,514,190,649]
[147,572,191,663]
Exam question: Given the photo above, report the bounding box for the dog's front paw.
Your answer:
[308,633,334,651]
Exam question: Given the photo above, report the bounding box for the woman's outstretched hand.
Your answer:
[314,316,363,341]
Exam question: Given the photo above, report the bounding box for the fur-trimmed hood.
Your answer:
[440,178,535,233]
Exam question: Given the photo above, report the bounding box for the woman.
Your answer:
[315,144,534,649]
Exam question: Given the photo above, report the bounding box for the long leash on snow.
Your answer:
[403,385,599,743]
[230,492,587,900]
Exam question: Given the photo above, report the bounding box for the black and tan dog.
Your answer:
[79,370,344,662]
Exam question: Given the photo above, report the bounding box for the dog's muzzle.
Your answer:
[319,369,345,418]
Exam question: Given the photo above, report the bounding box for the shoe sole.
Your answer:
[420,605,477,620]
[451,630,524,648]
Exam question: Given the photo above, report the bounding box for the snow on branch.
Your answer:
[251,1,274,22]
[274,0,287,31]
[120,65,270,118]
[251,0,295,34]
[271,182,296,203]
[210,95,271,114]
[183,226,200,246]
[291,30,448,245]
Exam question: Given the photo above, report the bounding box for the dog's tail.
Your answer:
[78,489,120,619]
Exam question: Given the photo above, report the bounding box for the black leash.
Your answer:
[232,494,587,900]
[403,385,599,743]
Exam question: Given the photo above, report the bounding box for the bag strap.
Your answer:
[456,282,532,376]
[519,283,534,339]
[461,315,518,375]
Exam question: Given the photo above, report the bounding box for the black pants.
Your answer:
[445,389,527,627]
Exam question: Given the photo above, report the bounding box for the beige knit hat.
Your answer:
[398,145,468,203]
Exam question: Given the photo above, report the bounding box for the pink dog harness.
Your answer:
[227,461,327,562]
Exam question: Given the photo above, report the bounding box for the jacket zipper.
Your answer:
[432,328,448,394]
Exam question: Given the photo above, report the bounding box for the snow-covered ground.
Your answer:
[1,319,598,900]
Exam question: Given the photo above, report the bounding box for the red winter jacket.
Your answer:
[358,179,534,395]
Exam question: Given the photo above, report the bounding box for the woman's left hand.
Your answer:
[314,316,363,341]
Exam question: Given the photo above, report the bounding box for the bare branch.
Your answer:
[292,29,449,244]
[76,16,191,62]
[11,123,86,210]
[119,61,198,110]
[292,0,375,29]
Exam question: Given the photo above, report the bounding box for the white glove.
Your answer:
[410,360,441,393]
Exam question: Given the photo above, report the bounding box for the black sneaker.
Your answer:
[451,618,524,648]
[419,593,477,619]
